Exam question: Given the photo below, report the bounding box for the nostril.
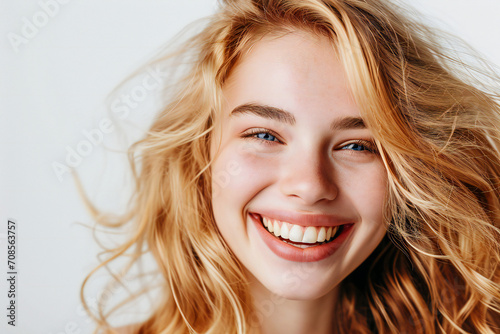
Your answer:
[281,181,338,205]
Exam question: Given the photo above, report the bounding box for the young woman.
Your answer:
[82,0,500,333]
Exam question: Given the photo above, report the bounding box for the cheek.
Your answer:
[211,144,278,253]
[338,165,388,265]
[211,143,277,211]
[338,162,387,222]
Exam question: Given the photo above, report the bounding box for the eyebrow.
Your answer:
[229,103,366,130]
[230,103,296,125]
[330,115,366,130]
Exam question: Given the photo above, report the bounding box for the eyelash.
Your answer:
[339,139,378,153]
[242,128,282,145]
[242,128,378,153]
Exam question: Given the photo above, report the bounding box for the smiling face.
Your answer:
[210,31,387,300]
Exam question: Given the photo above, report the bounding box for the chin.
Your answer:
[270,286,337,301]
[258,270,340,301]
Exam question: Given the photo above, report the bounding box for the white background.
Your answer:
[1,0,499,333]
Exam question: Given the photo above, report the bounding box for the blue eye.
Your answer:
[242,128,282,144]
[254,132,278,142]
[341,141,376,153]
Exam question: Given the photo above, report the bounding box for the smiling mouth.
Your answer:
[256,214,345,249]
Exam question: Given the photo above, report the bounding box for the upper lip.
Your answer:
[251,209,355,227]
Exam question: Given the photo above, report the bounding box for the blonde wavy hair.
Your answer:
[82,0,500,333]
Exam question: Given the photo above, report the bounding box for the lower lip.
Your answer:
[250,213,354,262]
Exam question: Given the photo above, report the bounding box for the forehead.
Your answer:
[221,30,358,119]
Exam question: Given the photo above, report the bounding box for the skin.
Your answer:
[211,30,387,334]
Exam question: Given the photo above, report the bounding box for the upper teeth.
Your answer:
[262,216,339,244]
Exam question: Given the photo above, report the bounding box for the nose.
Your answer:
[279,149,338,205]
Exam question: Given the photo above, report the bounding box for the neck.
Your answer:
[249,277,338,334]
